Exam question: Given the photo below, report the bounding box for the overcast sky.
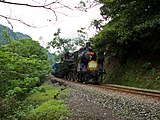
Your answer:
[0,0,102,47]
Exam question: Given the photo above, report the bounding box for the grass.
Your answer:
[25,85,69,120]
[25,85,60,105]
[28,100,68,120]
[103,57,160,90]
[4,84,69,120]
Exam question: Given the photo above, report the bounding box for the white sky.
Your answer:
[0,0,102,48]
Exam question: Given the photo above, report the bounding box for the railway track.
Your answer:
[91,84,160,99]
[51,76,160,99]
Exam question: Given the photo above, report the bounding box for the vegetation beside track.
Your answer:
[1,84,69,120]
[103,56,160,90]
[90,0,160,91]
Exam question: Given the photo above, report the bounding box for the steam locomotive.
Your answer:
[52,42,104,84]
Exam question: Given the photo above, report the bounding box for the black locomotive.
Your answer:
[52,42,104,84]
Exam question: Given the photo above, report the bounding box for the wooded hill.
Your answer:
[0,24,31,45]
[0,24,53,119]
[90,0,160,90]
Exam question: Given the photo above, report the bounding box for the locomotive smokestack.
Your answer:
[86,42,91,50]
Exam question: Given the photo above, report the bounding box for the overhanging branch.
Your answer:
[0,0,73,29]
[0,0,57,8]
[0,15,38,29]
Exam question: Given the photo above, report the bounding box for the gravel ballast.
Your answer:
[50,77,160,120]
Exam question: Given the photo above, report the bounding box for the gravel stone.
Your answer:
[49,77,160,120]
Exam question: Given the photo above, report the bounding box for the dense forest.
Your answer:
[90,0,160,89]
[0,25,59,119]
[0,24,31,45]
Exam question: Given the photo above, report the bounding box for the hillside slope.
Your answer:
[103,55,160,90]
[0,24,31,45]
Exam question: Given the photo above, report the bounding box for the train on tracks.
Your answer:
[52,42,105,84]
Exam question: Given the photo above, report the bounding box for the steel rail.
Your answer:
[91,84,160,99]
[51,76,160,99]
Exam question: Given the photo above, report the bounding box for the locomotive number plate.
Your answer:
[87,51,94,55]
[87,60,98,71]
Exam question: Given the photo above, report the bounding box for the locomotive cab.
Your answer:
[78,42,97,71]
[77,42,101,83]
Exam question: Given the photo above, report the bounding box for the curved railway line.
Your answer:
[91,84,160,99]
[51,76,160,99]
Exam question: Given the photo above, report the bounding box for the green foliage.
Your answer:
[26,85,69,120]
[0,38,51,99]
[75,0,99,12]
[141,62,152,70]
[103,57,160,90]
[0,24,31,45]
[76,27,88,45]
[26,85,60,105]
[1,30,11,45]
[47,28,76,54]
[16,32,31,40]
[90,19,104,32]
[91,0,160,59]
[28,100,68,120]
[47,28,86,58]
[1,85,69,120]
[47,51,58,65]
[5,38,48,60]
[0,24,69,120]
[93,0,160,90]
[7,87,27,99]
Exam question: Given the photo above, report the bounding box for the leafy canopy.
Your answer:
[47,28,87,59]
[91,0,160,59]
[0,38,51,98]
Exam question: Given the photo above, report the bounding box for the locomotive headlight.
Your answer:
[87,60,98,71]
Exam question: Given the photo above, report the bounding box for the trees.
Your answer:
[47,28,76,54]
[0,38,51,98]
[90,19,104,32]
[91,0,160,60]
[47,28,87,59]
[0,24,31,45]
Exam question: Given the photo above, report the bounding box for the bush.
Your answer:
[1,85,69,120]
[28,100,68,120]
